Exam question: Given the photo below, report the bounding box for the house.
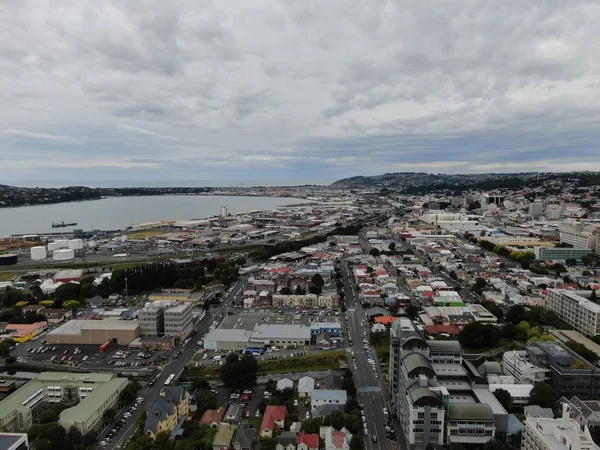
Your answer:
[298,376,315,398]
[321,426,351,450]
[323,373,342,389]
[260,405,287,439]
[224,403,244,424]
[311,390,347,414]
[313,404,345,418]
[213,423,237,450]
[232,422,256,450]
[276,378,294,391]
[298,432,319,450]
[275,431,297,450]
[200,407,225,429]
[144,387,189,440]
[39,308,73,324]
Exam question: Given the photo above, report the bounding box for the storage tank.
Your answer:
[0,253,18,266]
[56,239,69,248]
[121,235,127,242]
[87,240,97,248]
[68,239,83,250]
[47,242,59,251]
[53,249,75,261]
[30,246,47,260]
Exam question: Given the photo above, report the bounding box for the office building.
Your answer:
[163,303,193,340]
[502,350,550,384]
[526,341,600,400]
[389,317,507,449]
[559,224,598,250]
[547,290,600,336]
[0,433,29,450]
[0,372,128,434]
[529,203,544,219]
[522,404,600,450]
[534,246,592,261]
[138,302,166,337]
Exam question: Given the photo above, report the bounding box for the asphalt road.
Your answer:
[341,260,399,450]
[98,311,214,450]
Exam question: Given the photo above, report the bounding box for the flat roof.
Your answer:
[0,434,26,449]
[55,269,83,279]
[47,319,139,336]
[204,329,252,343]
[251,324,310,341]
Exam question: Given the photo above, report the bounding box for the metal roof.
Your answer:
[311,389,347,402]
[402,353,435,377]
[408,385,443,406]
[448,403,495,421]
[427,340,462,352]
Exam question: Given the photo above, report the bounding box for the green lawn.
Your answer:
[126,230,167,240]
[0,272,19,281]
[247,418,261,429]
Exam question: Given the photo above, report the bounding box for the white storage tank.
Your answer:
[121,235,128,242]
[47,242,59,251]
[68,239,83,250]
[88,240,97,248]
[30,246,47,260]
[53,249,75,261]
[56,239,69,249]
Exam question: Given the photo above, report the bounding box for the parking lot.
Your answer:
[219,308,342,331]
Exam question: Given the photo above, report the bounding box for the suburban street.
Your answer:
[98,310,214,450]
[341,260,399,450]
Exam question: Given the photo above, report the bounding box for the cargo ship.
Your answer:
[51,221,78,228]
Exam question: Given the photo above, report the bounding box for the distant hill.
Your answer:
[330,171,600,193]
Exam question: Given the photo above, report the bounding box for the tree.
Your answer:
[501,323,517,340]
[39,300,55,308]
[369,248,380,257]
[471,277,487,294]
[480,301,503,319]
[311,273,324,289]
[528,383,558,408]
[301,417,322,434]
[260,438,277,450]
[1,288,28,307]
[295,285,306,295]
[323,410,345,430]
[103,408,116,426]
[280,286,292,295]
[388,242,396,252]
[63,300,81,311]
[0,339,15,357]
[449,270,458,280]
[54,283,81,303]
[349,435,364,450]
[220,353,258,389]
[591,290,598,303]
[493,388,513,410]
[565,258,577,267]
[80,283,97,299]
[458,323,500,349]
[404,304,418,320]
[196,390,217,416]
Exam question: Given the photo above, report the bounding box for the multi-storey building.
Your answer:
[502,350,550,384]
[144,387,189,440]
[389,317,506,449]
[547,290,600,336]
[522,404,600,450]
[0,372,128,434]
[526,341,600,400]
[533,246,593,261]
[0,433,29,450]
[271,294,338,308]
[138,301,166,336]
[559,224,598,250]
[164,303,193,339]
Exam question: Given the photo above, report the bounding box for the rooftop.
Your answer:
[448,403,495,421]
[251,324,310,341]
[47,318,139,336]
[203,328,252,343]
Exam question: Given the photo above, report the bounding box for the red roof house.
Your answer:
[260,405,286,439]
[298,432,319,450]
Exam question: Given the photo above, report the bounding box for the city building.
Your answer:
[547,290,600,336]
[526,341,600,400]
[557,397,600,427]
[0,372,128,434]
[202,329,253,352]
[522,404,600,450]
[0,433,29,450]
[164,303,194,340]
[529,203,544,219]
[311,390,347,414]
[533,246,592,261]
[138,302,166,336]
[144,387,189,440]
[4,322,48,343]
[249,324,311,348]
[53,269,84,283]
[46,318,140,345]
[559,224,598,250]
[502,350,550,384]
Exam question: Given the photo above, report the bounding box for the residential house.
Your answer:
[213,423,237,450]
[311,390,347,414]
[313,404,345,417]
[276,378,294,391]
[232,422,256,450]
[224,403,243,424]
[558,397,600,427]
[298,376,314,398]
[200,407,225,429]
[144,387,189,440]
[275,431,297,450]
[260,405,287,439]
[321,426,351,450]
[298,432,319,450]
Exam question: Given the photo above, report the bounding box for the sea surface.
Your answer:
[0,195,311,237]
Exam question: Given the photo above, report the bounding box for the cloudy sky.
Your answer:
[1,1,600,185]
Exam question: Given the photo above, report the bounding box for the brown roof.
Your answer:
[200,407,225,425]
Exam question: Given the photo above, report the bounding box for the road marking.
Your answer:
[358,386,382,393]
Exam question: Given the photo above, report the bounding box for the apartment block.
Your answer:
[502,350,550,384]
[559,224,598,250]
[547,290,600,336]
[522,404,600,450]
[0,372,128,434]
[164,302,193,339]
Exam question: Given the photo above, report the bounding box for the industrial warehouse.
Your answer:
[46,318,140,345]
[203,324,311,351]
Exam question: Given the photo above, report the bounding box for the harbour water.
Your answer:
[0,195,311,237]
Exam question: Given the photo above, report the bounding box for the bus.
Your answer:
[244,347,265,356]
[164,374,176,386]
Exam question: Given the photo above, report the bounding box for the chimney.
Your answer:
[562,403,571,427]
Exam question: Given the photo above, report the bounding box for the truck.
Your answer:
[99,340,112,352]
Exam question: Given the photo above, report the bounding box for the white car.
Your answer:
[306,411,310,419]
[99,441,107,447]
[294,399,298,406]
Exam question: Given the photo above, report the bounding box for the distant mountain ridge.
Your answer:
[330,171,600,193]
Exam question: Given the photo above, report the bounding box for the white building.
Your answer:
[547,290,600,337]
[522,404,600,450]
[311,390,347,414]
[502,350,550,384]
[559,224,598,250]
[164,303,194,339]
[138,302,167,336]
[533,246,592,261]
